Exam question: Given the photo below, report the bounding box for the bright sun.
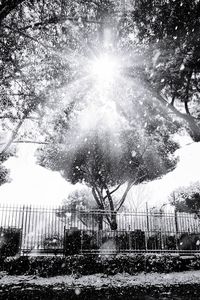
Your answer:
[90,54,119,84]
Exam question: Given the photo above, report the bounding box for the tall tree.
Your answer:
[38,83,179,229]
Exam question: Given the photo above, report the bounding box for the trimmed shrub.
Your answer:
[81,231,99,251]
[0,227,21,257]
[147,234,161,250]
[1,253,200,277]
[163,235,177,250]
[116,230,145,251]
[179,233,200,250]
[64,230,81,255]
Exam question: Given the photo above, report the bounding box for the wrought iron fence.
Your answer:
[0,203,200,255]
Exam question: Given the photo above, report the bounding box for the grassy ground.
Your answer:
[1,269,200,287]
[1,270,200,299]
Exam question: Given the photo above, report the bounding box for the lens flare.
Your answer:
[90,54,119,84]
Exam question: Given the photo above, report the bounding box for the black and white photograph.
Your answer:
[0,0,200,299]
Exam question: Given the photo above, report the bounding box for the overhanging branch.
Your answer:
[16,16,103,31]
[0,140,49,145]
[127,71,200,141]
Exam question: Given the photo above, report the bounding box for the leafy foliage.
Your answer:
[0,152,12,186]
[58,188,99,228]
[132,0,200,140]
[0,0,199,159]
[169,182,200,216]
[2,253,199,277]
[64,188,96,210]
[0,227,21,257]
[0,165,9,186]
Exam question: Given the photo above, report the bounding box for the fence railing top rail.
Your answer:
[0,203,199,218]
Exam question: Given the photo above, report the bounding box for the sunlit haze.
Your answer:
[90,54,119,85]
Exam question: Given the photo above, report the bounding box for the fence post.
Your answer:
[146,202,150,250]
[174,209,179,250]
[63,225,66,256]
[159,211,164,250]
[22,205,29,254]
[20,205,25,255]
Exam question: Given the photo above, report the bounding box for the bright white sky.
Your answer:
[126,135,200,211]
[0,134,199,210]
[0,145,75,206]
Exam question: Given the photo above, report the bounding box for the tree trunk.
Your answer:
[103,185,118,230]
[185,115,200,142]
[91,187,104,230]
[98,214,103,230]
[110,211,117,230]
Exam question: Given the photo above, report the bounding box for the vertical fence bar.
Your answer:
[27,205,31,251]
[20,205,25,254]
[174,209,179,250]
[2,203,5,228]
[7,204,11,227]
[146,203,150,250]
[29,205,35,251]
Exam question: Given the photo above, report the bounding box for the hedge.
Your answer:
[0,228,21,257]
[0,254,200,277]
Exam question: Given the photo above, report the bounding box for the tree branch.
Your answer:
[17,15,102,31]
[126,71,200,141]
[103,184,121,200]
[184,101,190,115]
[116,140,150,211]
[92,187,104,209]
[103,183,115,211]
[3,25,55,50]
[116,181,133,211]
[0,112,28,155]
[0,91,41,156]
[184,70,193,115]
[0,115,39,120]
[0,140,49,146]
[170,93,176,106]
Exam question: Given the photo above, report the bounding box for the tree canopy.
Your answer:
[0,0,200,156]
[132,0,200,141]
[169,182,200,217]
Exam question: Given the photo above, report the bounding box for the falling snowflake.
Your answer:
[131,150,136,157]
